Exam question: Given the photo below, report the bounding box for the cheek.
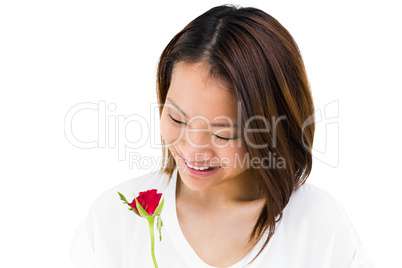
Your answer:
[160,110,183,147]
[219,141,248,170]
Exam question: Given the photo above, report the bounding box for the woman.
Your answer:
[70,4,373,267]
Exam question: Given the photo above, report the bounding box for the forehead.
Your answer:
[167,61,238,120]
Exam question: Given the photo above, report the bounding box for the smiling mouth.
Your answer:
[180,156,220,171]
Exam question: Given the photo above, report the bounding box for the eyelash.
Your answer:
[168,113,235,141]
[168,113,185,125]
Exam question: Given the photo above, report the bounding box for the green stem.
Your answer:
[147,217,158,268]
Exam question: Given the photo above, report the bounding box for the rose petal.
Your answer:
[128,189,163,216]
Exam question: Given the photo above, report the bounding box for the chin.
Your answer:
[177,169,218,192]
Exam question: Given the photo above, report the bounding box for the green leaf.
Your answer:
[157,216,163,241]
[153,196,165,216]
[117,192,129,204]
[131,207,140,216]
[135,198,151,218]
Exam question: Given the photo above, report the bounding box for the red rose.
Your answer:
[128,189,162,216]
[118,189,164,267]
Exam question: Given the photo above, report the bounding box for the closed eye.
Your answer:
[213,135,235,141]
[169,113,238,141]
[168,114,186,125]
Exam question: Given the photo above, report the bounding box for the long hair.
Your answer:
[156,4,315,262]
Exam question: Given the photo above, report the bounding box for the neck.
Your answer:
[176,169,263,208]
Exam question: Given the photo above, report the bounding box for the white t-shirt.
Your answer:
[70,167,374,268]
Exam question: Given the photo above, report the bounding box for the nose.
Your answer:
[180,147,214,163]
[179,129,214,163]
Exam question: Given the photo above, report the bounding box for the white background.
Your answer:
[0,0,400,267]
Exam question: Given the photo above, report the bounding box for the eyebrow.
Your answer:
[166,97,238,128]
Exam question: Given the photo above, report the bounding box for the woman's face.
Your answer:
[160,61,250,192]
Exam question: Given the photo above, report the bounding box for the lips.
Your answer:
[180,155,220,170]
[179,155,221,177]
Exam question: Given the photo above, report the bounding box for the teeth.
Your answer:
[185,161,209,171]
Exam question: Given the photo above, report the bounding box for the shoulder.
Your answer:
[280,182,362,243]
[267,183,373,267]
[71,170,173,263]
[284,182,348,222]
[280,182,362,246]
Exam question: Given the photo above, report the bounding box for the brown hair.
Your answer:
[156,4,315,262]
